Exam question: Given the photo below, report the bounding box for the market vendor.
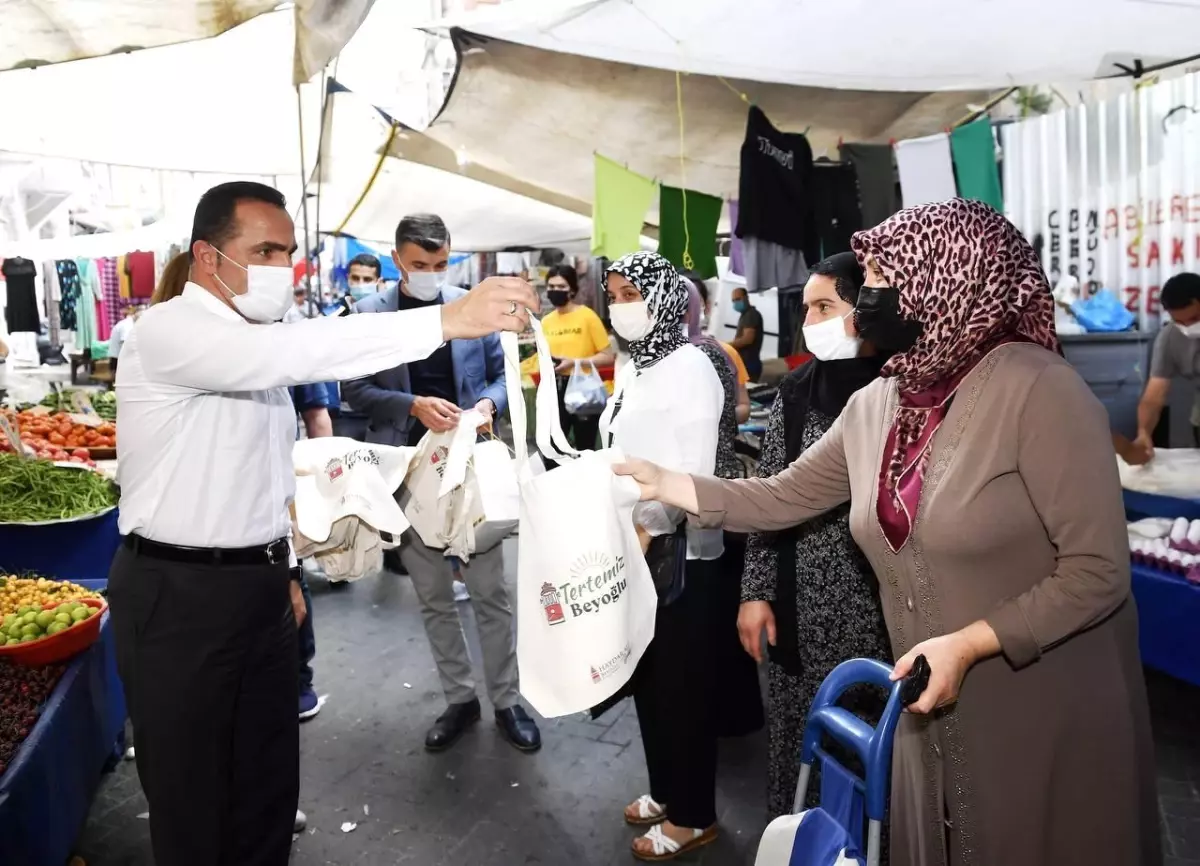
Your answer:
[106,180,538,866]
[1131,271,1200,462]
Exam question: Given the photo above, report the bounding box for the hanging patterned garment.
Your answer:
[56,259,81,332]
[98,257,122,331]
[78,258,109,342]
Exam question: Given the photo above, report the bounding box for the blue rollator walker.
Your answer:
[756,657,914,866]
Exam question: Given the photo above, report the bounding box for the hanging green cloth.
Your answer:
[950,118,1003,211]
[657,185,723,279]
[592,154,657,259]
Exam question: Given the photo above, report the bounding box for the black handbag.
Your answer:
[644,525,687,607]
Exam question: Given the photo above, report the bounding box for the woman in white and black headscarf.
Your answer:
[601,252,762,861]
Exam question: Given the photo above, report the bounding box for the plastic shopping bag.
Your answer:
[501,317,657,718]
[563,360,608,416]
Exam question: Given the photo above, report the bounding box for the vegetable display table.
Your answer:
[0,601,126,866]
[0,507,121,582]
[1123,490,1200,687]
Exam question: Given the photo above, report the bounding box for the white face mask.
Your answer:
[212,248,294,323]
[802,312,862,361]
[1178,321,1200,339]
[610,300,654,341]
[402,266,445,301]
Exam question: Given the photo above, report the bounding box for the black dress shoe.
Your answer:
[425,699,481,752]
[495,705,542,753]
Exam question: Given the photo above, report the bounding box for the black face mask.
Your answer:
[854,286,923,353]
[547,290,570,308]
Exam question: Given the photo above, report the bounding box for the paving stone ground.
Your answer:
[75,544,1200,865]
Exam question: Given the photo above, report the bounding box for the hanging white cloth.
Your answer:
[895,133,957,208]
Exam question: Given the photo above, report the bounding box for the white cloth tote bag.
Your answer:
[501,315,658,718]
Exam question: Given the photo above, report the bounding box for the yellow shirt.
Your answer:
[720,341,750,386]
[542,305,610,360]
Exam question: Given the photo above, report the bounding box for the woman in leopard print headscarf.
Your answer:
[618,201,1159,866]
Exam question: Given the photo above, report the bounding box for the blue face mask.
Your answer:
[348,282,378,300]
[733,299,749,313]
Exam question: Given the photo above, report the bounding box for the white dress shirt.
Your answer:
[116,282,443,548]
[599,343,725,560]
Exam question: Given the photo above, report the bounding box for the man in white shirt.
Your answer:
[107,180,538,866]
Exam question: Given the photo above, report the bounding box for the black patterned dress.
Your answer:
[694,340,741,480]
[742,392,893,822]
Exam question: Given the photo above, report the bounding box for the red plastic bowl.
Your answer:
[0,597,106,667]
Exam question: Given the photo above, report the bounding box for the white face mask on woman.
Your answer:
[212,248,295,323]
[802,312,862,361]
[609,300,655,341]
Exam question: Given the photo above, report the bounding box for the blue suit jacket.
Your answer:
[341,285,508,446]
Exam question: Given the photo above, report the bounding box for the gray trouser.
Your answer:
[399,531,520,709]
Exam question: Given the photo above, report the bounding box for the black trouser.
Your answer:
[634,558,722,829]
[297,568,315,692]
[107,545,299,866]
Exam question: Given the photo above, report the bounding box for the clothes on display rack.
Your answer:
[735,105,815,252]
[77,257,110,342]
[895,132,958,208]
[839,142,900,230]
[72,258,103,353]
[2,256,40,333]
[810,160,864,257]
[43,259,61,347]
[743,237,808,293]
[56,259,81,332]
[117,254,132,299]
[98,257,122,331]
[949,118,1004,212]
[728,200,745,276]
[125,250,156,299]
[658,185,723,280]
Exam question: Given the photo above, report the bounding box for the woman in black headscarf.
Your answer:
[737,252,893,822]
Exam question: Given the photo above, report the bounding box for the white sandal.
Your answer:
[632,824,718,862]
[624,794,666,826]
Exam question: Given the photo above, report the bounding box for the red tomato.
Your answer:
[71,448,90,460]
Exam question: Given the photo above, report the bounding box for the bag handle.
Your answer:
[437,407,486,497]
[500,314,579,468]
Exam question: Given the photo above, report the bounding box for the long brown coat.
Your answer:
[693,343,1160,866]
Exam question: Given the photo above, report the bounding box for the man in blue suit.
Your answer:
[342,214,540,754]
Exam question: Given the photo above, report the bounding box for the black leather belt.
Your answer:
[123,534,290,567]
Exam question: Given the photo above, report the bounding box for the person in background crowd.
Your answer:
[729,287,765,382]
[283,285,320,324]
[347,253,383,300]
[602,252,761,862]
[738,252,892,823]
[149,252,191,305]
[680,273,752,424]
[1131,271,1200,460]
[616,199,1160,866]
[342,213,539,753]
[542,263,614,451]
[109,181,539,866]
[107,304,141,377]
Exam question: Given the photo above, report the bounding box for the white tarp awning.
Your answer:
[1,0,374,83]
[0,12,323,175]
[427,0,1200,92]
[418,34,987,214]
[314,89,596,251]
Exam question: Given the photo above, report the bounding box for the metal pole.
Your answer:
[296,84,314,308]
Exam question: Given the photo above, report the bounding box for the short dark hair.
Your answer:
[546,263,580,294]
[395,213,450,252]
[348,253,381,277]
[810,251,866,306]
[188,181,286,263]
[1162,272,1200,311]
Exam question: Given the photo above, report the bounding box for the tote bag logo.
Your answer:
[430,444,450,477]
[540,582,566,626]
[552,551,628,622]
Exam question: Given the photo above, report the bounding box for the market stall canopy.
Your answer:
[310,88,597,251]
[0,0,374,83]
[426,0,1200,92]
[415,33,988,213]
[0,11,322,175]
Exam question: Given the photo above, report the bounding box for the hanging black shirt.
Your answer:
[396,289,457,446]
[734,106,815,251]
[2,257,40,333]
[810,160,864,259]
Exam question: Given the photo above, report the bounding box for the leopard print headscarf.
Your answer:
[851,199,1059,542]
[606,251,689,370]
